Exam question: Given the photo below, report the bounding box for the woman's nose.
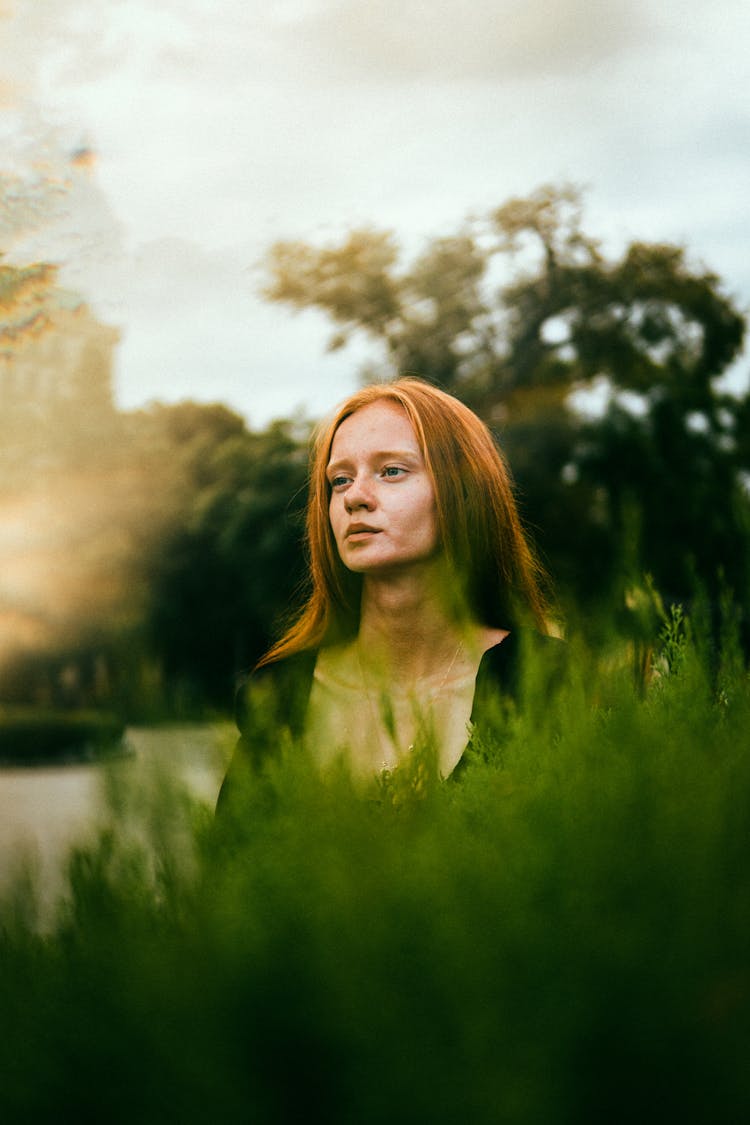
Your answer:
[344,473,375,511]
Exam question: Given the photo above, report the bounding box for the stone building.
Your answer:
[0,263,120,477]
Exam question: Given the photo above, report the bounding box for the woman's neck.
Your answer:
[356,563,478,686]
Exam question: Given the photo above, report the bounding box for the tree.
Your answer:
[263,186,750,622]
[139,403,311,710]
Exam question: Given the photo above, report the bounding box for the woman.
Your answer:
[218,377,560,805]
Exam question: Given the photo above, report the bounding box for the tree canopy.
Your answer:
[138,403,311,709]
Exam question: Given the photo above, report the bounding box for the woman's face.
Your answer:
[326,400,439,575]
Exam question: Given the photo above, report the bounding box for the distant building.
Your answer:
[0,264,120,477]
[0,265,127,686]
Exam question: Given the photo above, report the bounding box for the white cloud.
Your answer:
[265,0,648,83]
[106,235,367,423]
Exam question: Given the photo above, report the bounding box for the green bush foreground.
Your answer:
[1,611,749,1124]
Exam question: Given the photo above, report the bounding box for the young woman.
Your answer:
[218,377,560,805]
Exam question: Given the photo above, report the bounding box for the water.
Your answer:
[0,722,235,914]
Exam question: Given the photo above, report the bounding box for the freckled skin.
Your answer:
[327,401,439,575]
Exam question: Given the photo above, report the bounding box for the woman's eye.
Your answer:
[382,466,405,479]
[330,475,351,490]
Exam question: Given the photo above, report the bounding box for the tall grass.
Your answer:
[1,609,749,1123]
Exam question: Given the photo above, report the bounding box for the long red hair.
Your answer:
[258,377,551,667]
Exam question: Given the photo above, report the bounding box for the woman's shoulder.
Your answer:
[474,627,566,702]
[244,648,318,686]
[235,648,318,735]
[481,626,565,662]
[217,648,320,814]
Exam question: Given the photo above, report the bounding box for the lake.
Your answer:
[0,722,235,917]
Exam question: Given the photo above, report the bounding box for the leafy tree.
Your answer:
[263,185,750,622]
[139,403,311,710]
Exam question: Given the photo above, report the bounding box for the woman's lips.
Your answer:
[346,525,381,539]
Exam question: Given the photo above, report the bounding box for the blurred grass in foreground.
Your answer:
[1,608,749,1124]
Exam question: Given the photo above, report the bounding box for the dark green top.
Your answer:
[217,630,565,811]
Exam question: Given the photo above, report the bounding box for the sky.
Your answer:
[1,0,749,428]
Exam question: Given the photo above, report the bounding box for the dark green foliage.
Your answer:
[140,405,312,712]
[1,619,748,1123]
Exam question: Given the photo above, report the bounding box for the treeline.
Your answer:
[2,184,749,716]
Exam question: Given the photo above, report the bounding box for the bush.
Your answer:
[0,614,748,1122]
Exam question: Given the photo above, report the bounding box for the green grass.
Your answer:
[1,610,749,1123]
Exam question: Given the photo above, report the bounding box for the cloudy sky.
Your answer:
[1,0,749,427]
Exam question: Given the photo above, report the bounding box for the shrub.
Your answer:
[0,614,748,1122]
